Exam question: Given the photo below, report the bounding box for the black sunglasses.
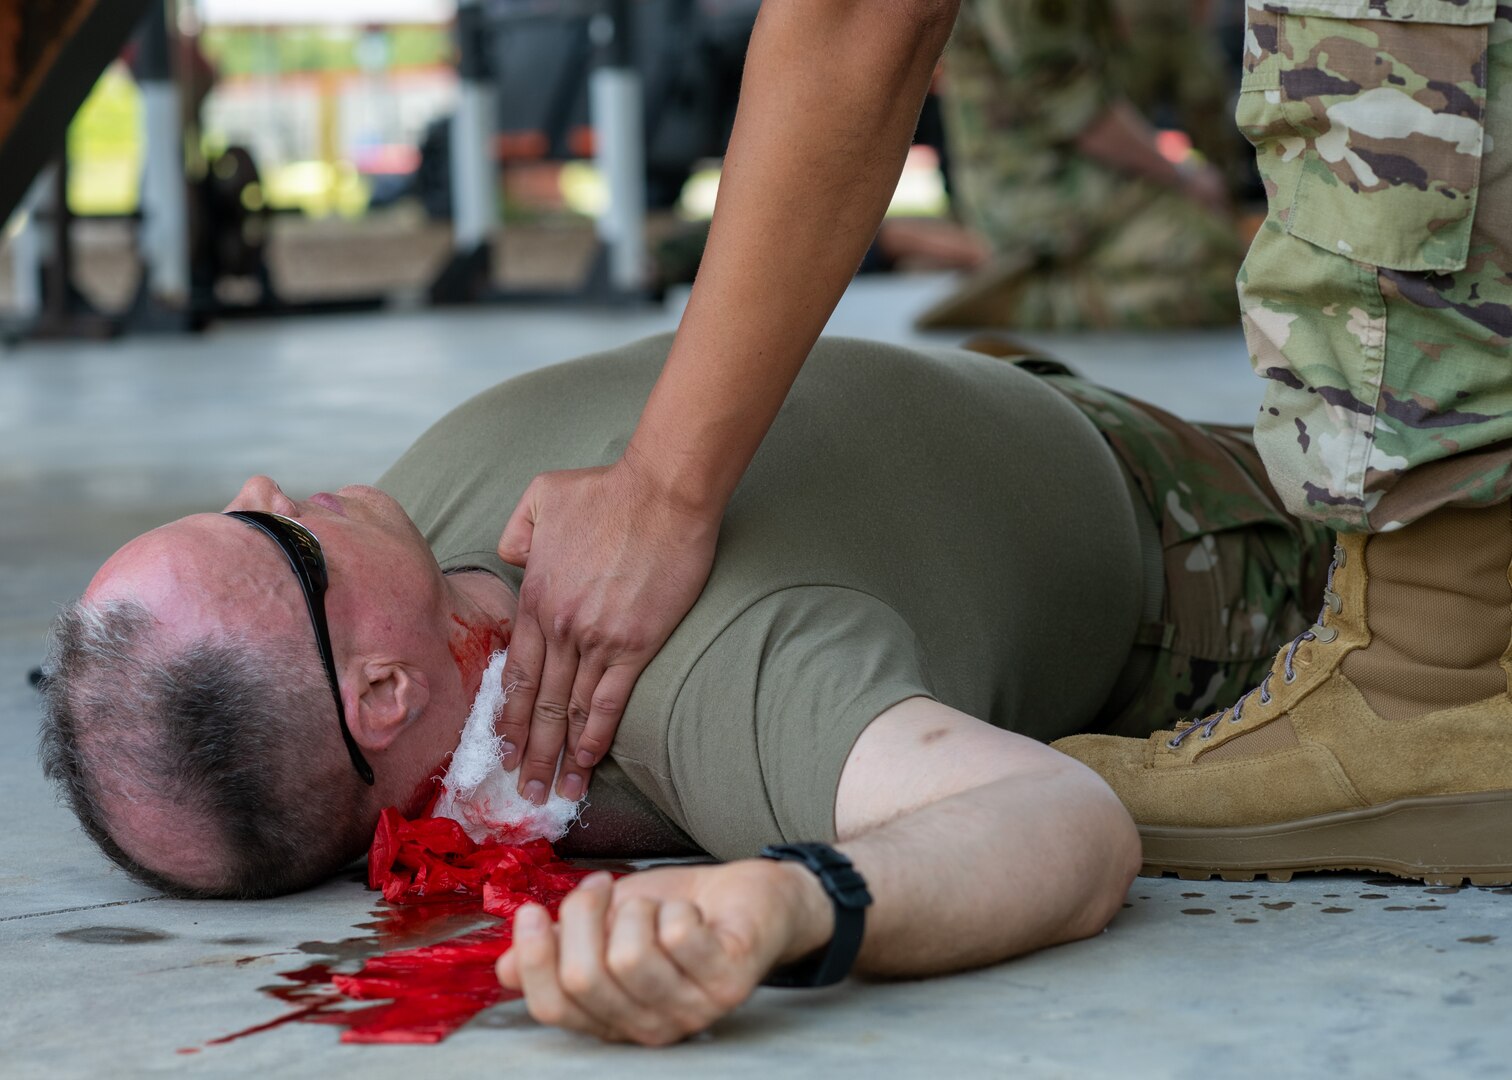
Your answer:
[224,510,376,786]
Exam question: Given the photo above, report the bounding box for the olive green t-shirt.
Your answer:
[378,335,1144,861]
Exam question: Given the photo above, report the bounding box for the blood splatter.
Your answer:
[400,759,450,820]
[202,807,601,1050]
[447,615,510,690]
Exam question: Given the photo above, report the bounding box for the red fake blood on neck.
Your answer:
[400,757,450,820]
[198,809,607,1051]
[447,615,510,695]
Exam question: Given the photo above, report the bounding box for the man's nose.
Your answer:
[223,475,298,516]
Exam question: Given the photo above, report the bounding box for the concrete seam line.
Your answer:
[0,895,169,922]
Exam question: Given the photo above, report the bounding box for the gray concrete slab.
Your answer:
[2,276,1507,1078]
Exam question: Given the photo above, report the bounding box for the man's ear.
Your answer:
[346,660,430,752]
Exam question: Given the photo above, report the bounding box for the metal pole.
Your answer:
[588,0,648,293]
[6,168,52,321]
[451,0,497,254]
[136,0,190,307]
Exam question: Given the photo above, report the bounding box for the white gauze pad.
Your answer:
[431,650,583,844]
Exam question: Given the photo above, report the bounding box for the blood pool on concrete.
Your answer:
[208,807,600,1048]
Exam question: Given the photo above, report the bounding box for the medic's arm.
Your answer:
[494,0,962,810]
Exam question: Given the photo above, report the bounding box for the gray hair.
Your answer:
[38,599,371,899]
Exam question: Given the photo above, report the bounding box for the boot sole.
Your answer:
[1138,789,1512,886]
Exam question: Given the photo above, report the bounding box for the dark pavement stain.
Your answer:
[1384,906,1413,911]
[56,926,170,945]
[1357,894,1389,900]
[1444,991,1474,1006]
[1262,901,1294,911]
[1233,918,1259,924]
[213,936,267,947]
[1181,892,1205,898]
[1425,887,1461,895]
[1181,908,1216,915]
[1230,894,1253,900]
[1415,905,1446,912]
[234,955,285,967]
[1322,907,1353,914]
[1459,935,1497,945]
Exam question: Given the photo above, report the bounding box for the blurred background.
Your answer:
[0,0,1256,339]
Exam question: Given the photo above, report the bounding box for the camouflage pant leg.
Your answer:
[918,178,1243,331]
[1013,360,1336,737]
[1238,2,1512,532]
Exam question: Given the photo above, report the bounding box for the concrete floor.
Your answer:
[2,275,1508,1078]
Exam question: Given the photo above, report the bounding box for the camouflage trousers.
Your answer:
[1239,1,1512,532]
[1017,358,1337,736]
[916,178,1243,332]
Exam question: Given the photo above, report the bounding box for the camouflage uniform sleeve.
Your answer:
[955,0,1122,144]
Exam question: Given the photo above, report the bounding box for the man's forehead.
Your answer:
[86,514,300,639]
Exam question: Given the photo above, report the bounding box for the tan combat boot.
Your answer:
[1053,502,1512,885]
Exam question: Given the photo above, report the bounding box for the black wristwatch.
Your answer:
[758,842,873,988]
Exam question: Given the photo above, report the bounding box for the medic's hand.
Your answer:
[496,455,719,804]
[496,862,833,1045]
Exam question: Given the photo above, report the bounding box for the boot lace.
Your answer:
[1167,543,1345,750]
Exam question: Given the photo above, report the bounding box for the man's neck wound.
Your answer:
[432,651,583,843]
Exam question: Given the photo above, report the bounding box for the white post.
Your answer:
[137,1,190,307]
[451,0,496,253]
[588,7,648,293]
[6,168,51,320]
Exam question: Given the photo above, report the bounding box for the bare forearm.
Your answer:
[838,767,1139,977]
[627,0,958,511]
[1074,99,1181,189]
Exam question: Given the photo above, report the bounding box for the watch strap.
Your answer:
[758,842,873,988]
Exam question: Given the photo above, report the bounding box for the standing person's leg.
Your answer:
[1055,3,1512,884]
[1243,3,1510,531]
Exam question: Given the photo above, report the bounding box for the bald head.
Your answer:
[41,476,507,897]
[38,594,365,897]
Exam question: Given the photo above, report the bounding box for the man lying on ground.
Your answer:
[39,335,1329,1045]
